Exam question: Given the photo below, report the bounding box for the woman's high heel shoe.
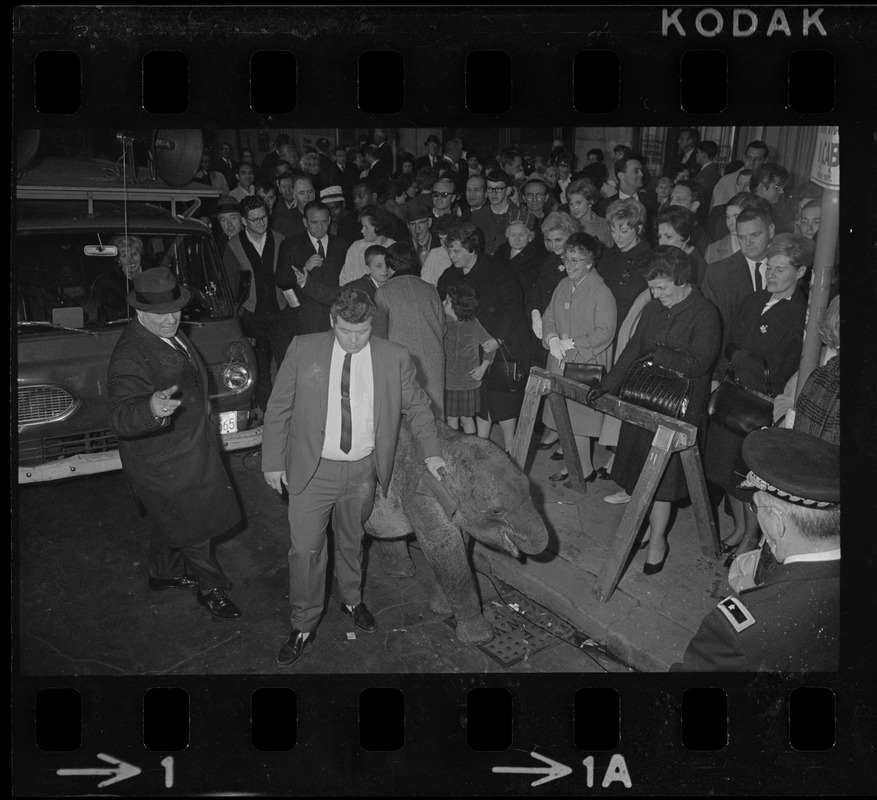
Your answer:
[643,544,670,575]
[562,470,599,488]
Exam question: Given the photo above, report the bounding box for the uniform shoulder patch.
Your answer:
[716,595,756,632]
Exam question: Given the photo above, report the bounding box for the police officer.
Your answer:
[671,428,839,671]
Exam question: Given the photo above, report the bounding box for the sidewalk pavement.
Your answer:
[473,437,736,672]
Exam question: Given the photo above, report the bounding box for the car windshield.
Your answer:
[16,229,234,329]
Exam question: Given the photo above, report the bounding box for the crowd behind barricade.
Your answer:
[119,127,840,670]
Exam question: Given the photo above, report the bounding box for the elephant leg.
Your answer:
[428,585,452,617]
[416,520,493,644]
[373,537,416,578]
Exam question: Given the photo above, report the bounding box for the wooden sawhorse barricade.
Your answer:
[511,368,721,604]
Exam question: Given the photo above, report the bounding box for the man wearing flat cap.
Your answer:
[672,428,839,671]
[107,268,243,620]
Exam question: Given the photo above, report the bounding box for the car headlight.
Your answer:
[223,363,252,391]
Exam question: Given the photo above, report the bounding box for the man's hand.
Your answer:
[293,267,307,287]
[264,470,288,494]
[481,337,500,354]
[150,385,181,419]
[303,254,323,272]
[424,456,447,481]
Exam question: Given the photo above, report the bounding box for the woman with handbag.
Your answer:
[703,233,814,561]
[541,233,617,486]
[587,246,721,574]
[437,222,529,453]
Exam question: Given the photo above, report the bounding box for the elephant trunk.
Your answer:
[508,503,549,555]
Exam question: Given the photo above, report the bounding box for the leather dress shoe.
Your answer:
[341,602,377,633]
[549,451,565,461]
[595,466,612,480]
[537,440,558,450]
[197,588,242,619]
[549,469,569,482]
[276,629,313,666]
[148,575,199,591]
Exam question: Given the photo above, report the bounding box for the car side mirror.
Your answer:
[236,271,252,305]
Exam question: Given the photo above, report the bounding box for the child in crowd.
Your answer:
[442,284,496,434]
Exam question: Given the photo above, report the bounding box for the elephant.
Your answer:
[365,420,549,644]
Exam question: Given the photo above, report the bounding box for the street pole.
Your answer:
[796,127,839,397]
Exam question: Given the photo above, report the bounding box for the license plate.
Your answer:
[219,411,238,434]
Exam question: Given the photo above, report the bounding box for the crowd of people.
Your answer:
[109,127,839,670]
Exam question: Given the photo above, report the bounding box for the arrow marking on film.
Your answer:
[492,751,572,787]
[57,752,142,787]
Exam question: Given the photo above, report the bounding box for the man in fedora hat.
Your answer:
[107,268,243,620]
[214,195,243,255]
[415,134,442,173]
[671,428,839,671]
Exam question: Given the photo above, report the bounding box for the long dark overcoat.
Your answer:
[107,319,241,547]
[602,288,721,501]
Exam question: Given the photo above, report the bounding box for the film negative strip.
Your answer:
[12,5,876,795]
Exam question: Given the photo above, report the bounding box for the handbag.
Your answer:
[618,359,693,419]
[484,342,527,393]
[707,359,774,437]
[562,362,605,387]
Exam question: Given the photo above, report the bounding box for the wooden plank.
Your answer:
[593,426,674,603]
[510,372,550,469]
[680,446,722,557]
[547,391,586,493]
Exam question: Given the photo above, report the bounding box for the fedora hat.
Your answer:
[424,134,441,146]
[320,185,345,204]
[126,267,193,314]
[214,195,242,216]
[401,195,433,223]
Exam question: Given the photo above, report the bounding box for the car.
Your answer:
[16,156,261,483]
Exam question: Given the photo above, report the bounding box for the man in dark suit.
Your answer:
[595,153,657,224]
[275,199,349,335]
[362,144,391,196]
[672,428,839,671]
[693,140,721,201]
[215,142,238,190]
[415,134,442,173]
[262,288,446,667]
[271,173,315,239]
[675,126,701,180]
[107,268,243,620]
[329,144,355,200]
[222,196,294,413]
[372,127,394,174]
[701,205,775,381]
[668,180,712,249]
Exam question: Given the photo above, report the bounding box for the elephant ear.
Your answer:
[415,469,457,520]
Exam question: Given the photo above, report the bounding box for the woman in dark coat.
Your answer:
[107,268,243,619]
[704,233,813,560]
[598,198,652,346]
[437,222,528,452]
[592,246,721,574]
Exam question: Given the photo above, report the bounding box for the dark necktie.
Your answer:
[340,353,352,453]
[754,261,763,292]
[168,337,189,359]
[317,239,325,259]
